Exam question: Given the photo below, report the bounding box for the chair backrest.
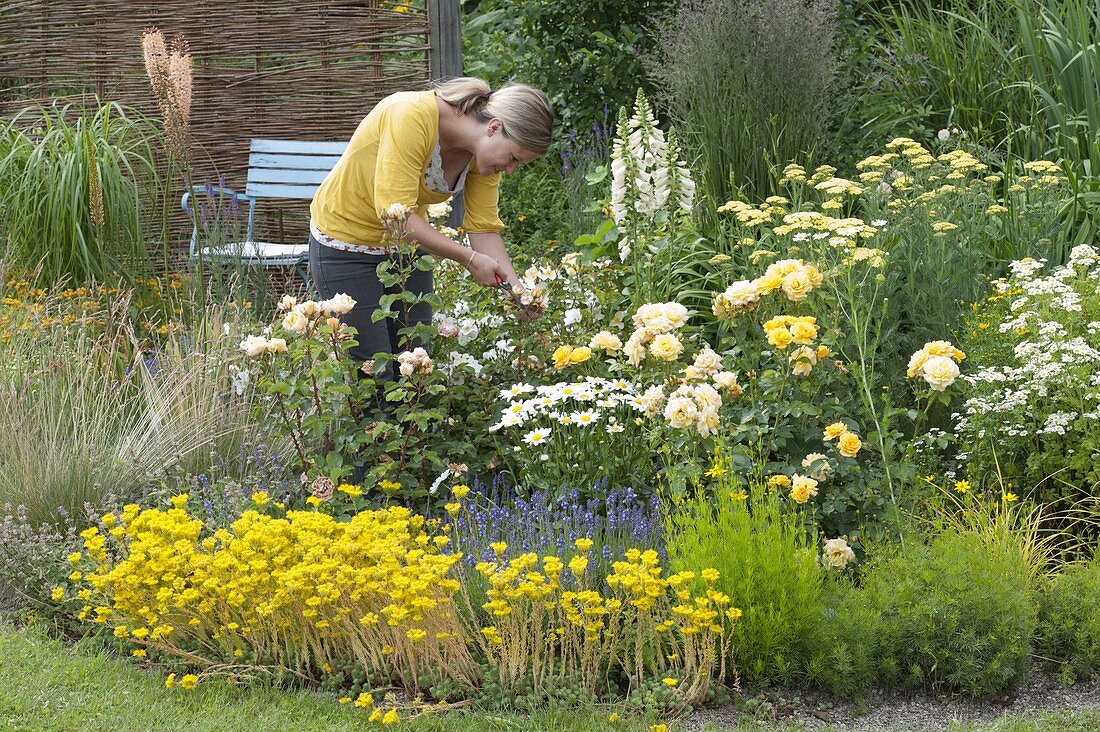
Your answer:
[246,139,348,200]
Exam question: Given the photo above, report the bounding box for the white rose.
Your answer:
[664,395,699,429]
[266,338,288,353]
[427,200,452,220]
[564,308,583,328]
[278,294,297,311]
[693,383,722,411]
[282,310,308,334]
[589,330,622,353]
[638,385,666,417]
[239,335,269,357]
[692,347,723,375]
[723,280,760,307]
[322,292,356,316]
[624,332,647,366]
[922,355,960,391]
[457,319,480,346]
[822,537,856,569]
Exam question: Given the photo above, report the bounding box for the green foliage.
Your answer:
[0,102,160,286]
[496,154,570,253]
[464,0,672,138]
[1015,0,1100,243]
[1039,554,1100,682]
[857,527,1036,696]
[515,0,672,139]
[666,483,826,687]
[856,0,1042,158]
[647,0,841,205]
[804,576,882,698]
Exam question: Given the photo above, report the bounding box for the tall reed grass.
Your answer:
[647,0,840,206]
[0,103,161,286]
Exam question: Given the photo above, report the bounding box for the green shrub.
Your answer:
[667,482,826,687]
[1039,555,1100,683]
[860,527,1035,696]
[804,575,881,698]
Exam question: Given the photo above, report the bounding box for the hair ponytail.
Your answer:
[433,76,555,155]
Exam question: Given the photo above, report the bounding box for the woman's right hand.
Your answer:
[466,251,506,286]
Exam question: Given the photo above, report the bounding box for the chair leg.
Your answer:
[295,257,316,298]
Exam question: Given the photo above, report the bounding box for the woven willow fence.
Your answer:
[0,1,459,253]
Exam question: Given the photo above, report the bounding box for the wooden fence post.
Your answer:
[428,0,463,82]
[428,0,467,228]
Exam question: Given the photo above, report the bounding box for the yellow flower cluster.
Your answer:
[823,421,863,459]
[70,500,477,690]
[471,543,739,704]
[552,344,593,369]
[713,259,823,321]
[761,314,825,378]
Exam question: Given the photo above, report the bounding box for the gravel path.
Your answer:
[684,671,1100,731]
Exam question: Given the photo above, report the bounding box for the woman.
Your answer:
[308,77,554,378]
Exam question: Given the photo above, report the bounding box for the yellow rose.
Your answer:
[838,431,862,458]
[816,345,831,359]
[754,272,784,295]
[781,270,813,301]
[791,484,811,503]
[768,474,792,488]
[804,263,824,287]
[763,315,793,332]
[650,333,684,361]
[552,345,574,369]
[823,421,848,441]
[790,320,818,344]
[568,346,593,364]
[767,327,793,349]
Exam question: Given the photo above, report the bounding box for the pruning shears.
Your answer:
[495,274,524,308]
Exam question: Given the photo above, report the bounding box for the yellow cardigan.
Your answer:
[310,90,506,246]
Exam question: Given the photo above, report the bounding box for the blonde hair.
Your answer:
[433,77,555,155]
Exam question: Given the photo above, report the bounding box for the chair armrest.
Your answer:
[180,185,251,213]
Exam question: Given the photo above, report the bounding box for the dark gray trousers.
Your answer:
[308,235,433,380]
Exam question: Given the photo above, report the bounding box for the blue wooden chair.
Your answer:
[181,139,347,284]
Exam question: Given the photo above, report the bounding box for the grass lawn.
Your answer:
[2,622,1098,732]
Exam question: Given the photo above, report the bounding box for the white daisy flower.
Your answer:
[523,427,552,446]
[573,409,601,426]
